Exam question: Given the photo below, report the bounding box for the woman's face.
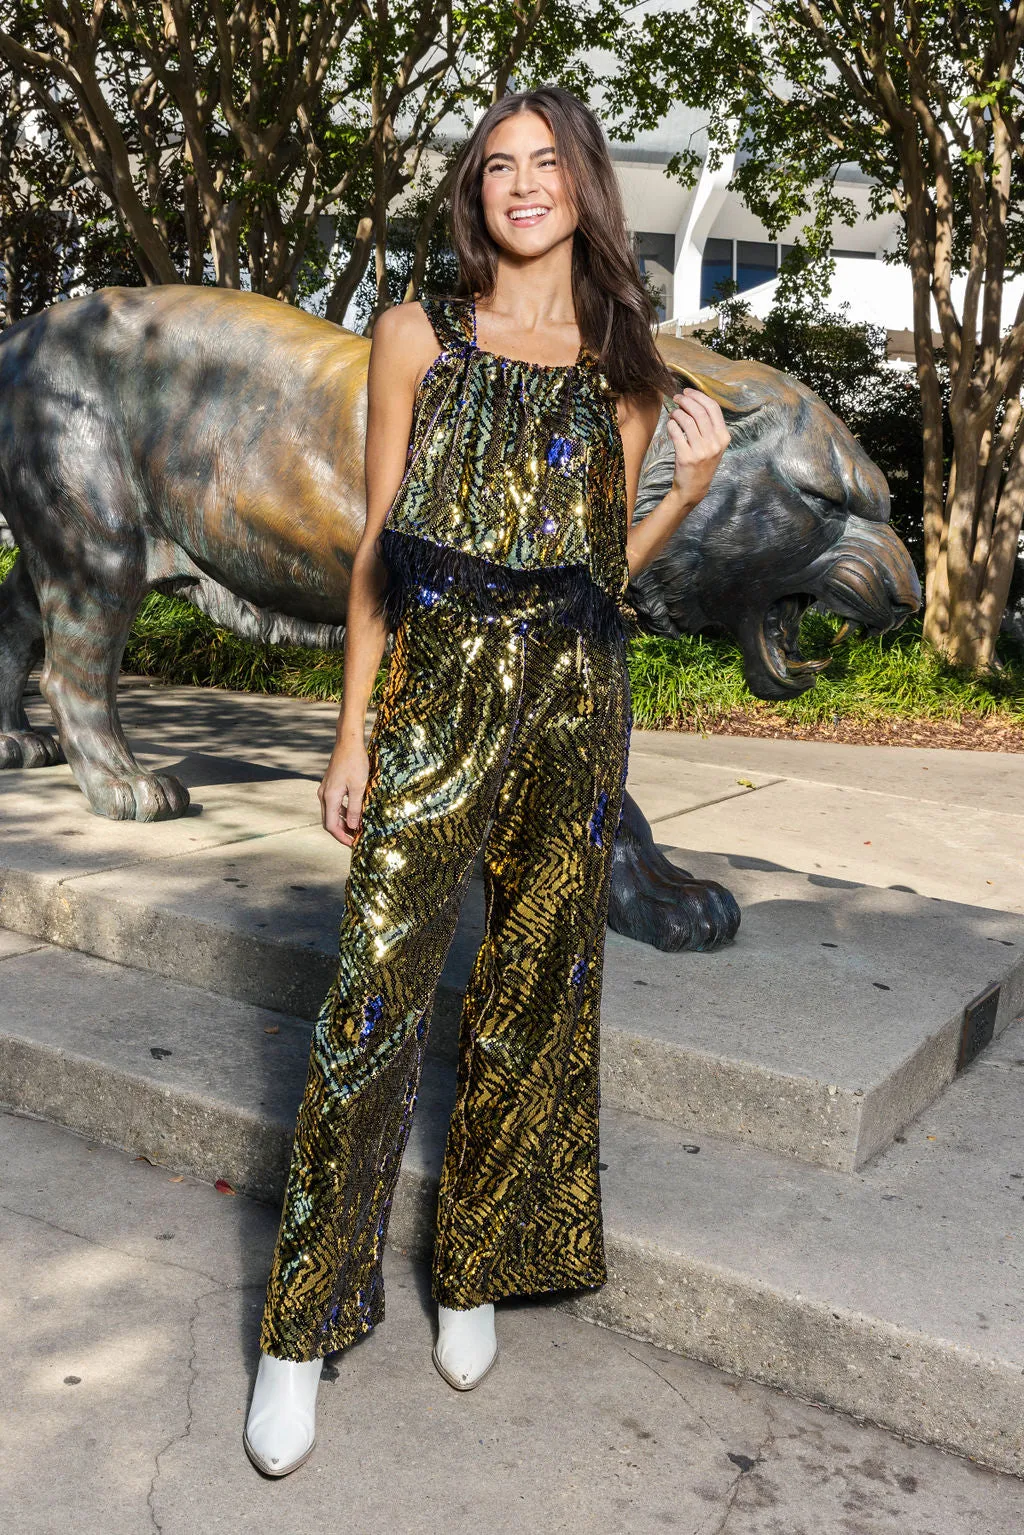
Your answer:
[479,110,577,256]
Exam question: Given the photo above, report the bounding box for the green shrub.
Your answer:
[628,610,1024,731]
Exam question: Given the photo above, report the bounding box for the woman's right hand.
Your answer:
[318,740,370,847]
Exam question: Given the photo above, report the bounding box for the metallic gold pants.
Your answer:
[259,584,633,1361]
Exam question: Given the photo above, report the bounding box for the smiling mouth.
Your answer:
[506,207,550,226]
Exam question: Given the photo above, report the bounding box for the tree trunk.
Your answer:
[404,154,459,302]
[938,425,1024,671]
[324,213,375,327]
[977,436,1024,658]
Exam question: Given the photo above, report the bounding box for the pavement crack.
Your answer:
[705,1402,777,1535]
[0,1199,256,1288]
[147,1282,220,1534]
[620,1345,717,1440]
[0,941,48,961]
[55,822,319,886]
[646,778,785,825]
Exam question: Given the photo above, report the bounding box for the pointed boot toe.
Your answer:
[432,1302,498,1391]
[243,1352,323,1477]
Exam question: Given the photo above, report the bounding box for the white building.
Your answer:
[605,99,1023,347]
[609,103,908,328]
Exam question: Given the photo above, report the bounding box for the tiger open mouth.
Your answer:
[756,595,831,691]
[743,518,922,699]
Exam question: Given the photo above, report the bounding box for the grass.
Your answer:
[3,544,1022,731]
[629,609,1024,732]
[124,585,359,701]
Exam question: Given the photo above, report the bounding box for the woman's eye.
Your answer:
[486,159,557,173]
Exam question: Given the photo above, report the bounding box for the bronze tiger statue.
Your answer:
[0,287,920,951]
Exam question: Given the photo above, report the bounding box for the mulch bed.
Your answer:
[682,708,1024,754]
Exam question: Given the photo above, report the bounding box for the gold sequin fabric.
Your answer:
[375,294,641,645]
[259,585,633,1360]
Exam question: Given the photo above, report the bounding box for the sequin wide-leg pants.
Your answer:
[259,586,633,1362]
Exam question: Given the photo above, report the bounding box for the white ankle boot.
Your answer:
[432,1301,498,1390]
[243,1351,324,1476]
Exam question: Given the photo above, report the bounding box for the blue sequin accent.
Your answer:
[587,789,609,847]
[359,992,384,1044]
[570,957,587,987]
[546,434,574,472]
[415,584,444,607]
[358,1284,376,1329]
[540,515,557,535]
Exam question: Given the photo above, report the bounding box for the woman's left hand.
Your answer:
[665,388,731,511]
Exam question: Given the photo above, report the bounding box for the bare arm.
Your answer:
[618,388,731,578]
[318,304,424,846]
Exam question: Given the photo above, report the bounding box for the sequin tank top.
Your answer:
[375,294,640,644]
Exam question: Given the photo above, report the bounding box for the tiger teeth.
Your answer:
[786,656,832,674]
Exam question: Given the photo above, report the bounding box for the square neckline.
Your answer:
[468,295,585,371]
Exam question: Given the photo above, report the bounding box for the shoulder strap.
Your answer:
[419,294,473,351]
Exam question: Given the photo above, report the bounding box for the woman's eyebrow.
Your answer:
[483,146,556,166]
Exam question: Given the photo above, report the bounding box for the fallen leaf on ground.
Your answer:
[264,1026,280,1035]
[215,1178,236,1195]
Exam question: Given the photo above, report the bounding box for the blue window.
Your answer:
[736,241,777,292]
[701,239,782,307]
[700,238,733,307]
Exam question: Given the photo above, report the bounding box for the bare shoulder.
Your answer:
[371,300,433,347]
[373,300,436,357]
[369,301,440,394]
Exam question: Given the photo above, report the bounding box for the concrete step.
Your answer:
[2,752,1023,1172]
[0,930,1021,1474]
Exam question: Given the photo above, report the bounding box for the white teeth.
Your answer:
[508,208,548,220]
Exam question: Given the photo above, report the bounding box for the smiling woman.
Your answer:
[244,83,732,1481]
[445,91,684,401]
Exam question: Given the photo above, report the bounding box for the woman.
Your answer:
[244,83,729,1477]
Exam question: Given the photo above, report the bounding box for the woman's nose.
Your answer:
[511,166,539,197]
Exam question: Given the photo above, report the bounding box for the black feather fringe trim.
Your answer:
[374,527,638,646]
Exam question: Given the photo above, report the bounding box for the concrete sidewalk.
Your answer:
[3,1107,1022,1535]
[3,682,1023,1473]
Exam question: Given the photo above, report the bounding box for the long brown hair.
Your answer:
[440,85,677,403]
